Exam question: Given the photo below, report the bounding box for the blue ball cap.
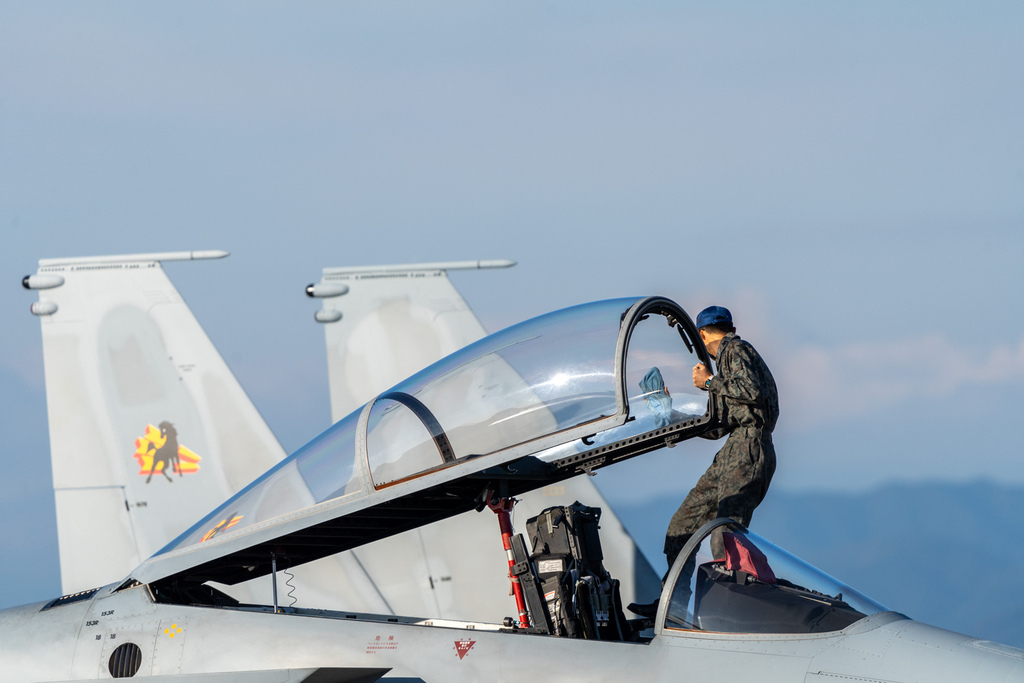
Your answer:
[695,305,732,329]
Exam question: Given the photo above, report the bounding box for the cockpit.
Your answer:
[659,518,887,635]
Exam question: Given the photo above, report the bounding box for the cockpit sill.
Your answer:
[29,579,895,656]
[142,594,908,644]
[74,570,905,648]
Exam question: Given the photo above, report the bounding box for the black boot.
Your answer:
[626,599,660,619]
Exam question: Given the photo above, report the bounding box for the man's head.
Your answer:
[695,305,734,356]
[696,305,734,334]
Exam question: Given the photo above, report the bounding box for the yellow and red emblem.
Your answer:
[132,424,201,476]
[201,513,243,542]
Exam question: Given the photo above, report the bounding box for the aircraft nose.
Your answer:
[808,618,1024,682]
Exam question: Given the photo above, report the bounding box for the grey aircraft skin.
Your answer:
[4,296,1024,682]
[4,571,1023,682]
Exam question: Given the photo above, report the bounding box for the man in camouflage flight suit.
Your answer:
[664,305,779,570]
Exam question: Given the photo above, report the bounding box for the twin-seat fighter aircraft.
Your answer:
[8,254,1024,681]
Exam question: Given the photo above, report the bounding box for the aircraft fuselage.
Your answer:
[3,583,1023,683]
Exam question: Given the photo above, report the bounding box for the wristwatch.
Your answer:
[704,378,713,390]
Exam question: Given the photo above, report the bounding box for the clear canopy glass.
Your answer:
[169,411,364,548]
[158,296,709,557]
[521,307,711,462]
[365,298,633,488]
[664,521,888,634]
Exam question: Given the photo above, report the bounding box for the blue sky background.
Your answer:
[1,2,1022,607]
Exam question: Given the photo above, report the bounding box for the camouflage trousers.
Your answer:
[664,428,776,572]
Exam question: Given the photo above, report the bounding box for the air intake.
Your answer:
[108,642,142,678]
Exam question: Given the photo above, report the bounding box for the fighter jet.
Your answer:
[4,295,1022,682]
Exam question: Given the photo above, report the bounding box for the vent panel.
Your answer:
[108,642,142,678]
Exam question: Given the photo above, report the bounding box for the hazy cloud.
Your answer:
[780,334,1024,430]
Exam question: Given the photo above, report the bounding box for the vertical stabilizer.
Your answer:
[309,261,662,617]
[26,252,284,594]
[309,260,513,421]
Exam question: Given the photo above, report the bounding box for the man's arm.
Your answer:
[691,363,728,440]
[699,426,730,440]
[697,341,768,405]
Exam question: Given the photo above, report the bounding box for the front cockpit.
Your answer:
[658,518,888,635]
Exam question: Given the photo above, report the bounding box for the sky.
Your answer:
[1,2,1022,605]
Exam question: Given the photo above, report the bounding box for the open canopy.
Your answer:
[133,296,715,591]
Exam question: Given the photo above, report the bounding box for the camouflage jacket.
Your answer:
[703,332,779,440]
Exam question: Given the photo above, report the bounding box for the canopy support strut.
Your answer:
[488,494,531,628]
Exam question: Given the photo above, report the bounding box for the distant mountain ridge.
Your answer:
[613,480,1024,648]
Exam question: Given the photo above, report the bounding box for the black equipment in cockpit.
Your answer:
[524,502,631,640]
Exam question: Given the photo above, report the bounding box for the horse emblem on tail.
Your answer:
[132,422,202,483]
